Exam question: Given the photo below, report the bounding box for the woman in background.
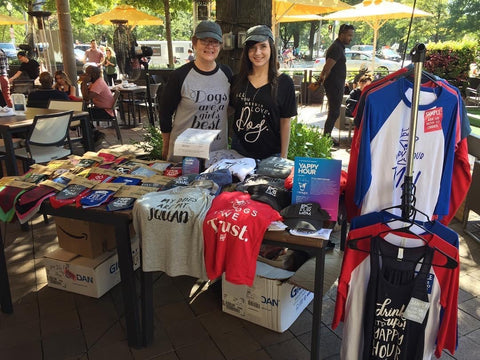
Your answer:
[230,25,297,160]
[54,70,76,98]
[103,47,117,86]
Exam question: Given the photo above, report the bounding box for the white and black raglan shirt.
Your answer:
[159,62,232,162]
[133,186,214,280]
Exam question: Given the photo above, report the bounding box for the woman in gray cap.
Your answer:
[159,20,232,162]
[230,25,297,160]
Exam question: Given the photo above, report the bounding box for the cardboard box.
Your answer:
[222,262,313,332]
[54,217,117,258]
[44,236,140,298]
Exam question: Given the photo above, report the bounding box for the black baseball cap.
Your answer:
[248,184,291,211]
[244,25,274,44]
[280,202,330,231]
[194,21,223,43]
[256,156,294,179]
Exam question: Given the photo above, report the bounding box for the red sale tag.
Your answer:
[424,107,443,133]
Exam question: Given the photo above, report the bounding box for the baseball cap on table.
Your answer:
[280,202,331,232]
[256,156,294,179]
[244,25,274,44]
[248,184,291,212]
[194,21,223,43]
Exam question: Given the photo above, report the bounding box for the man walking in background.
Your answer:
[318,24,355,146]
[84,39,105,69]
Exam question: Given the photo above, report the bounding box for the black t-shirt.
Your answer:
[19,59,40,79]
[26,89,69,108]
[324,39,346,90]
[230,73,297,160]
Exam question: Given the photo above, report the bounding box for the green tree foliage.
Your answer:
[446,0,480,40]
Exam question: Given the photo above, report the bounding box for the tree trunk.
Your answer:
[56,0,77,92]
[307,21,319,61]
[163,0,174,68]
[216,0,272,73]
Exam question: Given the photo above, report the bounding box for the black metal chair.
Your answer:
[88,90,123,144]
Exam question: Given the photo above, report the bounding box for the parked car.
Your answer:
[351,44,374,52]
[376,48,401,62]
[74,48,85,65]
[313,50,401,75]
[74,44,91,52]
[0,42,18,58]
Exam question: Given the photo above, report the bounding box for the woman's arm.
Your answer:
[279,117,291,158]
[69,84,76,97]
[161,132,170,161]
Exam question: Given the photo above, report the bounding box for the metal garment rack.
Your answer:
[401,43,426,219]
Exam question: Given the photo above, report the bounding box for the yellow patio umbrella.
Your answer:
[0,14,27,25]
[273,0,352,33]
[85,5,163,27]
[322,0,433,69]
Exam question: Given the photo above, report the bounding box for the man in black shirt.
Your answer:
[8,51,40,83]
[318,24,355,145]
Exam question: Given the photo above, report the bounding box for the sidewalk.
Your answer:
[1,106,480,359]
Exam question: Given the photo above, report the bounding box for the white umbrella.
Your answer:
[272,0,352,34]
[322,0,432,70]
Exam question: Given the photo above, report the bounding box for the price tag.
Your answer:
[403,297,430,323]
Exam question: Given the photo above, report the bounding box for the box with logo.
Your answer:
[44,236,140,298]
[54,217,117,259]
[221,262,313,332]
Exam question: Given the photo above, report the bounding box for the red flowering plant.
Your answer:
[424,40,477,94]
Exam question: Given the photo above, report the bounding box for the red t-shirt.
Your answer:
[203,191,282,286]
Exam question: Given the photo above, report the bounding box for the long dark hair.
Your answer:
[232,38,279,100]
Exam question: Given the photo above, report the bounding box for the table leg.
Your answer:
[118,93,127,127]
[81,114,94,151]
[311,247,326,360]
[0,231,13,314]
[2,131,19,175]
[115,222,143,348]
[141,271,154,346]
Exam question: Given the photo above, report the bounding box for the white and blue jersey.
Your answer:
[355,77,459,220]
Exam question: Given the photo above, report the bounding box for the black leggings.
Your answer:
[106,73,117,86]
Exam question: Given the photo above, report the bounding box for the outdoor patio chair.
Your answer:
[138,82,162,125]
[48,99,85,140]
[14,110,73,171]
[87,90,123,144]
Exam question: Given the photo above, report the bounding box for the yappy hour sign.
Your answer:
[292,157,342,220]
[424,107,443,133]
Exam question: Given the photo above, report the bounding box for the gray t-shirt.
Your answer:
[159,62,232,162]
[133,186,214,280]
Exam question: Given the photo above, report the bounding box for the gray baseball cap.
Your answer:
[194,21,223,43]
[244,25,274,44]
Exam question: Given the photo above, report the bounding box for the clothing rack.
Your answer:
[401,43,426,219]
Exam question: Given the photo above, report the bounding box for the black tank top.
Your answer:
[362,236,434,360]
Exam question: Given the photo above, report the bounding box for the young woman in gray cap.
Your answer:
[159,20,232,162]
[230,25,297,160]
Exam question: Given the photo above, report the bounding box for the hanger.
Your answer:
[347,229,458,269]
[348,204,458,269]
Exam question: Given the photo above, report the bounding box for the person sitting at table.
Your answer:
[26,71,69,108]
[54,70,77,99]
[8,51,40,84]
[79,65,111,146]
